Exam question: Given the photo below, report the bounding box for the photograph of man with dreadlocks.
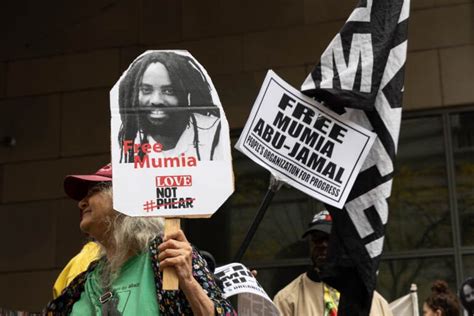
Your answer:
[110,50,234,218]
[117,50,223,163]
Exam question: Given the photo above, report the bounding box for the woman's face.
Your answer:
[423,303,442,316]
[78,185,115,242]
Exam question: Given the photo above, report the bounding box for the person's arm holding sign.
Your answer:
[108,50,235,314]
[159,229,216,316]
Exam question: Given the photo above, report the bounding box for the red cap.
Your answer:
[64,163,112,201]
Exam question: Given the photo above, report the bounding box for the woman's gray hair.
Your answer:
[95,183,164,288]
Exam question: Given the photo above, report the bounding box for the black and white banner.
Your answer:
[301,0,410,314]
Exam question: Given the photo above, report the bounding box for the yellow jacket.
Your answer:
[52,241,100,298]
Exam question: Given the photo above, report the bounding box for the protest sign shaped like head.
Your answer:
[110,50,234,217]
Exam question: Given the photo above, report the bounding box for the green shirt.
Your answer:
[70,251,159,315]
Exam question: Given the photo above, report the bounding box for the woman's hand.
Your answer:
[158,229,194,286]
[158,229,215,316]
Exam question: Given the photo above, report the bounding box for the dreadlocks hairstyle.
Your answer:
[118,51,220,163]
[460,277,474,315]
[425,280,460,316]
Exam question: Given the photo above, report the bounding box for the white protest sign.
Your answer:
[110,50,234,217]
[235,70,376,208]
[214,263,279,316]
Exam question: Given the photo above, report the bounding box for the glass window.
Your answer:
[242,201,315,261]
[462,255,474,280]
[377,256,456,304]
[386,117,452,251]
[451,112,474,246]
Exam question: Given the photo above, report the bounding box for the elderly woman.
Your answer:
[45,164,235,315]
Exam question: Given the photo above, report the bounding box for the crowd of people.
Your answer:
[39,49,474,316]
[43,161,474,315]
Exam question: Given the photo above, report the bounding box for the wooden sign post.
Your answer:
[110,50,234,291]
[162,218,180,290]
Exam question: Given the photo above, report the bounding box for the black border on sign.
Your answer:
[242,76,373,203]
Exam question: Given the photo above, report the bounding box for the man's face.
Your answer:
[78,184,115,243]
[138,62,188,136]
[309,230,329,270]
[464,284,474,305]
